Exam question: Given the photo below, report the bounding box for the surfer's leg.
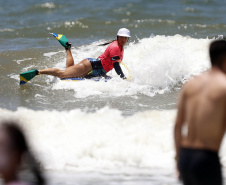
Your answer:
[38,68,64,77]
[66,48,74,68]
[39,59,92,78]
[60,59,92,78]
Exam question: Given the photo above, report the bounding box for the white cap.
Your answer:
[117,28,131,37]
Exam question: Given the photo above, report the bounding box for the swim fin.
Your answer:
[20,69,39,85]
[52,33,71,49]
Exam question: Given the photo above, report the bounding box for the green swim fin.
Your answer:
[20,69,39,85]
[52,33,71,49]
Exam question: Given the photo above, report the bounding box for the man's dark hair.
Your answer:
[210,40,226,67]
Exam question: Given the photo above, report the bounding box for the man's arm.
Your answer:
[174,87,186,162]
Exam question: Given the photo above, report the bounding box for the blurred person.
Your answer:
[174,40,226,185]
[0,122,45,185]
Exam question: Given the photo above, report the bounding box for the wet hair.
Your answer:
[98,39,116,46]
[209,40,226,67]
[0,122,45,185]
[98,36,130,46]
[98,37,118,46]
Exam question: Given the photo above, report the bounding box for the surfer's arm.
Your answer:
[113,62,126,79]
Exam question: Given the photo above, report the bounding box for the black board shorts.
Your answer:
[87,58,106,77]
[178,147,222,185]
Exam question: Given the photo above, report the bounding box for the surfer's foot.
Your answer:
[20,69,39,85]
[35,69,40,75]
[65,42,72,50]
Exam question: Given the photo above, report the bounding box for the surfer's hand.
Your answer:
[122,76,127,80]
[104,75,112,79]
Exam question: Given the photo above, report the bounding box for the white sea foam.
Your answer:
[0,107,226,175]
[64,20,89,29]
[40,2,56,9]
[125,35,210,86]
[0,28,14,32]
[14,58,34,64]
[43,51,63,57]
[0,107,176,173]
[135,19,176,24]
[44,35,212,98]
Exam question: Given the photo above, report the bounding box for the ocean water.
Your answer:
[1,0,226,184]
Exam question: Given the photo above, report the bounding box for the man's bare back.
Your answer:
[178,68,226,152]
[174,40,226,185]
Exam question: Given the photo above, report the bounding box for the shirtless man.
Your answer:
[174,40,226,185]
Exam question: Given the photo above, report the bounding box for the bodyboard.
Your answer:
[61,77,111,82]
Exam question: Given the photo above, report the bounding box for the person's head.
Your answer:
[98,28,131,46]
[209,40,226,71]
[0,122,27,180]
[117,28,130,47]
[0,122,45,185]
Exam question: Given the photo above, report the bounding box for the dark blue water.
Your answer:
[0,0,224,112]
[0,0,226,51]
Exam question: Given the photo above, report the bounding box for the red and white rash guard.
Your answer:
[98,41,124,73]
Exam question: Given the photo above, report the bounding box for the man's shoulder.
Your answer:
[184,71,226,94]
[217,73,226,91]
[182,73,208,96]
[183,75,200,89]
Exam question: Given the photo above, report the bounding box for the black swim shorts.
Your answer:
[87,58,106,77]
[178,147,222,185]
